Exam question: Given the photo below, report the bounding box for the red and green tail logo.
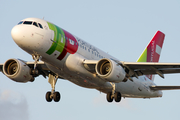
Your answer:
[137,31,165,80]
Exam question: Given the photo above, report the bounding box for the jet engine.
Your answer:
[95,58,126,83]
[3,59,34,82]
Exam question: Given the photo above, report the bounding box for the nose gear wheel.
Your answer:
[45,74,60,102]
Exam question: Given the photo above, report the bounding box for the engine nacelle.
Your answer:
[95,58,126,83]
[3,59,34,83]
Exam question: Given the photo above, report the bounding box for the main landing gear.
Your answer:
[106,83,121,102]
[45,74,60,102]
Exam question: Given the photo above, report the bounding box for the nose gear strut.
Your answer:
[32,54,41,70]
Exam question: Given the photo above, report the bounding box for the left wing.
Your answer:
[150,86,180,90]
[83,59,180,78]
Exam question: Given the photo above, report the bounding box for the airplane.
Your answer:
[1,17,180,103]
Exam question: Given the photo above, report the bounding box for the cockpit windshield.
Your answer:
[24,21,33,25]
[17,21,43,29]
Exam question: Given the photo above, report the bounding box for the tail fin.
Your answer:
[137,31,165,81]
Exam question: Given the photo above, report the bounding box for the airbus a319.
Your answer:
[1,18,180,103]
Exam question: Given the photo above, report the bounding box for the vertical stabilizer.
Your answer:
[137,31,165,81]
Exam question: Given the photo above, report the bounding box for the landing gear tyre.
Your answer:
[46,91,52,102]
[114,92,121,102]
[54,92,60,102]
[107,92,113,102]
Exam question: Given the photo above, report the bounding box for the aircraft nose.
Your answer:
[11,25,24,44]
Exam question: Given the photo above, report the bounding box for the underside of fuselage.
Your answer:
[43,53,162,99]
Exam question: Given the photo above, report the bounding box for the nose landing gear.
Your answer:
[46,91,60,102]
[31,54,61,102]
[32,54,42,70]
[45,74,60,102]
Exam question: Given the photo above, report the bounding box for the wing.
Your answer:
[83,59,180,78]
[150,86,180,90]
[120,61,180,78]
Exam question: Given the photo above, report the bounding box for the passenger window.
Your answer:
[33,22,38,27]
[38,23,43,29]
[24,21,32,25]
[18,21,23,25]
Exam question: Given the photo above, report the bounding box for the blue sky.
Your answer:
[1,0,180,120]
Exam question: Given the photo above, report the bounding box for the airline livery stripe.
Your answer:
[137,48,147,62]
[46,23,58,54]
[46,22,78,60]
[46,22,66,55]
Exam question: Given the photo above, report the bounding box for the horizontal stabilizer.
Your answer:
[150,86,180,91]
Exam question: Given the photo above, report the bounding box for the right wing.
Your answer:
[120,61,180,78]
[25,61,51,78]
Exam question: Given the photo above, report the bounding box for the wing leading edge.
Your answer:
[150,86,180,91]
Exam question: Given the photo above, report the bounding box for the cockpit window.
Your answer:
[38,23,43,29]
[18,21,23,25]
[33,22,38,27]
[17,20,43,29]
[24,21,33,25]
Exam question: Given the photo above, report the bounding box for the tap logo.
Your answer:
[46,22,78,60]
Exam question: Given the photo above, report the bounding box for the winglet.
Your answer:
[137,31,165,80]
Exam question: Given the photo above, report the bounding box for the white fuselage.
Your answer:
[11,18,162,98]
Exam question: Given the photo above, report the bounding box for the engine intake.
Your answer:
[95,58,126,83]
[3,59,34,82]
